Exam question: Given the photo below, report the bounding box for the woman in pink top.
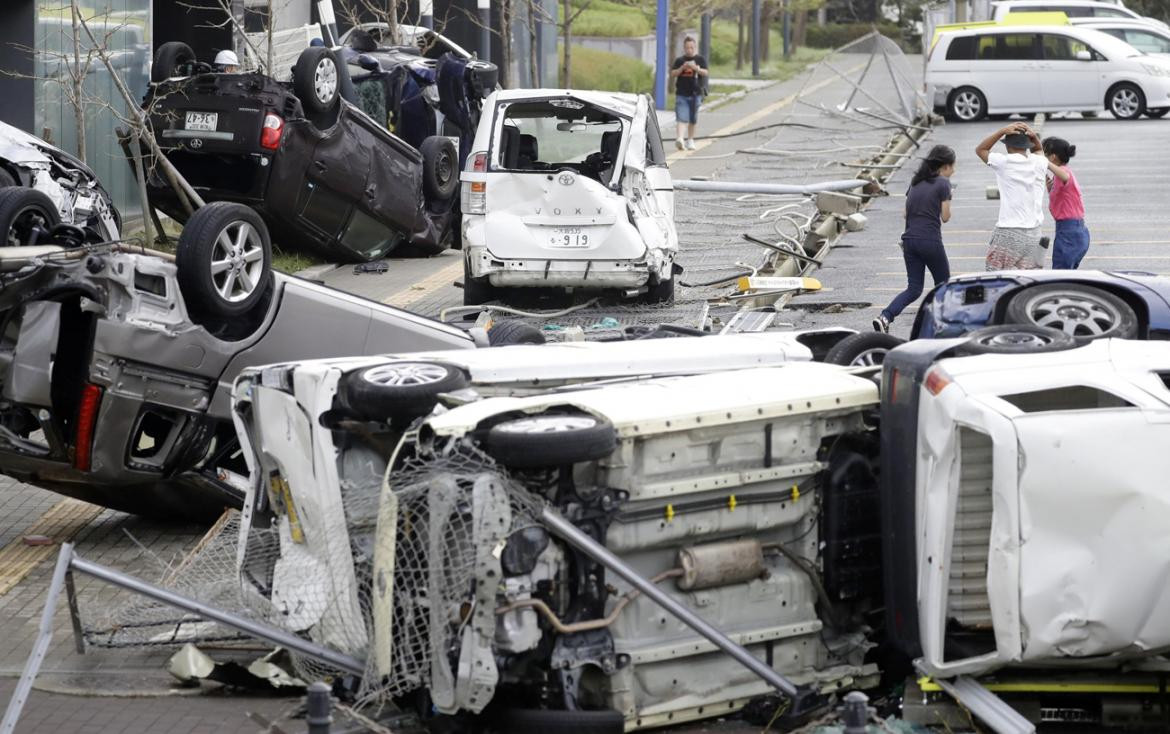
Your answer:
[1043,137,1089,270]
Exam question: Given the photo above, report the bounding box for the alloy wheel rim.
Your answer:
[314,57,337,104]
[209,220,265,303]
[850,347,889,367]
[1113,89,1139,117]
[496,415,598,434]
[362,362,451,387]
[1026,292,1120,337]
[979,331,1054,348]
[955,92,981,120]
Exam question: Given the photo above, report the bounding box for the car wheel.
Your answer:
[487,707,624,734]
[421,136,460,201]
[488,320,545,345]
[956,324,1077,355]
[465,60,499,98]
[1107,83,1145,120]
[824,332,906,367]
[1145,107,1169,119]
[643,274,675,304]
[340,361,468,422]
[0,187,61,247]
[176,202,273,318]
[293,47,341,115]
[483,413,617,468]
[151,41,195,83]
[463,257,498,305]
[1002,283,1138,340]
[946,87,986,122]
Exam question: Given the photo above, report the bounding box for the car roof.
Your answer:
[994,0,1134,7]
[1071,17,1169,29]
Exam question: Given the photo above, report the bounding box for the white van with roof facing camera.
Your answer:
[926,24,1170,120]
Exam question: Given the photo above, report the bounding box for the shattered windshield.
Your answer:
[497,99,626,171]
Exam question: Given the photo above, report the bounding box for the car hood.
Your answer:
[0,121,55,167]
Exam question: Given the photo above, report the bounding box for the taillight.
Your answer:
[470,151,487,172]
[260,112,284,150]
[73,383,103,471]
[464,151,488,214]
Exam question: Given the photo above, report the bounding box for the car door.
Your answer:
[640,95,674,220]
[974,32,1043,111]
[622,95,677,256]
[1038,32,1101,109]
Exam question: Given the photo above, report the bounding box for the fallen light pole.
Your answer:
[672,179,868,195]
[0,543,366,734]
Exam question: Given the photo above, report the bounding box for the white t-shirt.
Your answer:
[986,151,1049,229]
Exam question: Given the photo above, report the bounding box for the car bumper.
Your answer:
[465,246,674,290]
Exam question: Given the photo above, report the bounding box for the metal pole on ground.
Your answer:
[478,0,491,62]
[655,0,669,110]
[751,0,761,76]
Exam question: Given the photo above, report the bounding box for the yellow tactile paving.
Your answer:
[382,257,463,309]
[0,499,104,597]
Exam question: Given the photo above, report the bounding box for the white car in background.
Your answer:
[1071,17,1170,62]
[460,90,679,305]
[927,24,1170,120]
[992,0,1169,28]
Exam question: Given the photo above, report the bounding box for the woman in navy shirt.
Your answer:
[874,145,956,333]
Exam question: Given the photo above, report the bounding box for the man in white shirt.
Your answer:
[975,123,1051,270]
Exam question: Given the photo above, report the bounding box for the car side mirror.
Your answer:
[1076,49,1092,61]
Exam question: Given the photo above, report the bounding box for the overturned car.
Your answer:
[232,327,1170,731]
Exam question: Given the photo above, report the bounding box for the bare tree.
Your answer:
[559,0,595,86]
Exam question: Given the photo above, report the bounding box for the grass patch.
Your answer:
[571,0,653,38]
[562,43,654,93]
[272,248,324,275]
[709,43,829,81]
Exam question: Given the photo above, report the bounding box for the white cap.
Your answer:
[214,49,240,67]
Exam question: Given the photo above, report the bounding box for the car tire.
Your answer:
[176,202,273,319]
[488,320,545,345]
[340,361,468,422]
[1002,283,1138,340]
[643,274,675,304]
[152,41,196,83]
[1145,108,1169,119]
[483,413,617,468]
[824,332,906,367]
[1107,83,1145,120]
[293,47,341,115]
[463,257,498,305]
[465,60,499,98]
[488,708,624,734]
[956,324,1077,355]
[946,87,986,122]
[0,186,61,247]
[421,136,460,201]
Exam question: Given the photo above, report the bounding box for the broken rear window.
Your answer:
[496,100,625,178]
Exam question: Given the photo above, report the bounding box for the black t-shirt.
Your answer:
[672,54,707,97]
[902,175,952,243]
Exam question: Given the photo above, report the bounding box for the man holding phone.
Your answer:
[670,36,708,151]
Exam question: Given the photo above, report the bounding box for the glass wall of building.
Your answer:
[34,0,151,219]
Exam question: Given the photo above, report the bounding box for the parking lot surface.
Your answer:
[2,66,1169,733]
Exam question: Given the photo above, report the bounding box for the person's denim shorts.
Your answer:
[675,94,701,124]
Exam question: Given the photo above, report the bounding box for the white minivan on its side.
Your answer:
[926,25,1170,120]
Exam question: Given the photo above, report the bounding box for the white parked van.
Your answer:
[926,24,1170,120]
[1072,17,1170,59]
[992,0,1167,28]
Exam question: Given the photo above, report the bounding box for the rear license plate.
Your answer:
[185,111,218,132]
[550,227,589,248]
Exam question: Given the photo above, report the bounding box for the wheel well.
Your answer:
[994,281,1150,338]
[1105,81,1143,104]
[948,85,983,103]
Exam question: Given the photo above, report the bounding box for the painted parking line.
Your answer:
[382,258,463,309]
[667,62,866,163]
[0,499,103,597]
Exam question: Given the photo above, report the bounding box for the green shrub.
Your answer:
[561,44,654,94]
[571,0,653,37]
[804,22,904,50]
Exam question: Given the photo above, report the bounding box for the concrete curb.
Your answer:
[294,262,341,280]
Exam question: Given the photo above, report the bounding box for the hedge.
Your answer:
[562,44,654,94]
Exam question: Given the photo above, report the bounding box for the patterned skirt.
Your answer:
[986,226,1043,271]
